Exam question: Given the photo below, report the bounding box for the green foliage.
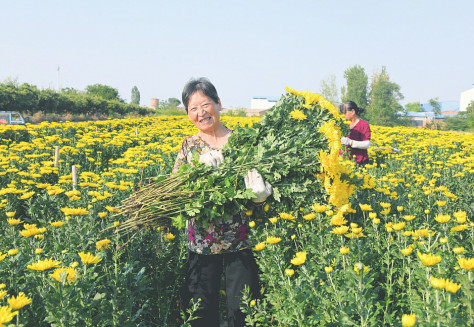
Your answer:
[86,83,124,102]
[157,99,181,111]
[405,102,423,112]
[366,67,404,126]
[223,108,248,117]
[343,65,369,107]
[320,74,339,105]
[0,81,154,118]
[444,111,474,132]
[131,86,140,105]
[168,97,181,107]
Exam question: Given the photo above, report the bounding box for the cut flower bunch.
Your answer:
[116,88,355,233]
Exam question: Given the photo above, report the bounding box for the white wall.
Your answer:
[460,87,474,111]
[251,98,276,110]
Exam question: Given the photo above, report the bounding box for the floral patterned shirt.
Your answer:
[172,128,253,255]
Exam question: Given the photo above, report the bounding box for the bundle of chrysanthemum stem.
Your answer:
[112,172,195,234]
[114,158,270,234]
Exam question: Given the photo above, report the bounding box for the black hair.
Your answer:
[339,101,365,116]
[182,77,219,112]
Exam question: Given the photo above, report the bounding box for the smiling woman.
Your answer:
[172,77,272,327]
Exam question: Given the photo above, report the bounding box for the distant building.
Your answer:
[401,101,459,128]
[248,96,279,116]
[460,86,474,111]
[150,98,159,109]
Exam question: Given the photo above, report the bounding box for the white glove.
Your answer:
[351,140,370,150]
[198,150,224,168]
[341,137,351,145]
[244,168,272,203]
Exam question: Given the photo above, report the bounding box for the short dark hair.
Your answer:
[182,77,219,112]
[339,101,365,116]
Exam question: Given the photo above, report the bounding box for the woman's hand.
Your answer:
[244,168,272,203]
[198,150,224,168]
[341,137,351,145]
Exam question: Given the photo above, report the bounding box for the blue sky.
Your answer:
[1,0,473,108]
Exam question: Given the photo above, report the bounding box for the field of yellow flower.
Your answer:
[0,115,472,326]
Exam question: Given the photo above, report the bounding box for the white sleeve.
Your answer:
[351,140,370,149]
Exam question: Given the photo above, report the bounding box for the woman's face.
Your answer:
[187,90,222,133]
[344,109,357,121]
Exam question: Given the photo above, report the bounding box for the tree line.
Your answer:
[0,80,155,118]
[319,65,474,131]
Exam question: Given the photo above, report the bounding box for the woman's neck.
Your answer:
[198,123,229,148]
[350,117,360,128]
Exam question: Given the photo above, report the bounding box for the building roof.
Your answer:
[252,96,279,102]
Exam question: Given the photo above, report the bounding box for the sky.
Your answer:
[1,0,473,109]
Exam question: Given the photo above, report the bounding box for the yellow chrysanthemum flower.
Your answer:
[254,242,266,251]
[290,251,307,265]
[96,239,112,250]
[417,251,442,266]
[266,236,281,244]
[312,203,327,213]
[444,279,461,293]
[457,257,474,271]
[5,211,15,218]
[268,217,278,224]
[340,247,350,254]
[35,248,43,254]
[49,221,65,228]
[452,247,465,254]
[27,258,61,271]
[0,305,18,324]
[450,224,469,233]
[453,211,467,223]
[430,276,445,289]
[279,212,296,221]
[78,252,102,264]
[20,226,46,237]
[402,215,415,221]
[165,233,175,241]
[50,267,77,283]
[324,266,333,273]
[331,225,349,235]
[7,249,18,256]
[303,213,316,221]
[400,247,413,256]
[359,204,372,211]
[435,214,451,223]
[289,109,307,121]
[392,222,406,231]
[401,313,416,327]
[7,292,32,309]
[285,269,294,276]
[60,208,89,216]
[98,212,108,218]
[7,218,22,225]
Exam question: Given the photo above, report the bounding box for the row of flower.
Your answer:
[0,114,473,326]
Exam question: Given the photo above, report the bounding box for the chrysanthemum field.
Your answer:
[0,109,472,326]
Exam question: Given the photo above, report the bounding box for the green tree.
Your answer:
[466,100,474,115]
[428,97,441,130]
[366,66,404,126]
[319,74,339,105]
[131,86,140,105]
[405,102,423,112]
[86,84,124,102]
[168,97,181,107]
[343,65,368,108]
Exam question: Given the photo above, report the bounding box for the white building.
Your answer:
[250,96,279,110]
[460,86,474,111]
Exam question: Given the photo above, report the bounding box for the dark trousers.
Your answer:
[183,249,260,327]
